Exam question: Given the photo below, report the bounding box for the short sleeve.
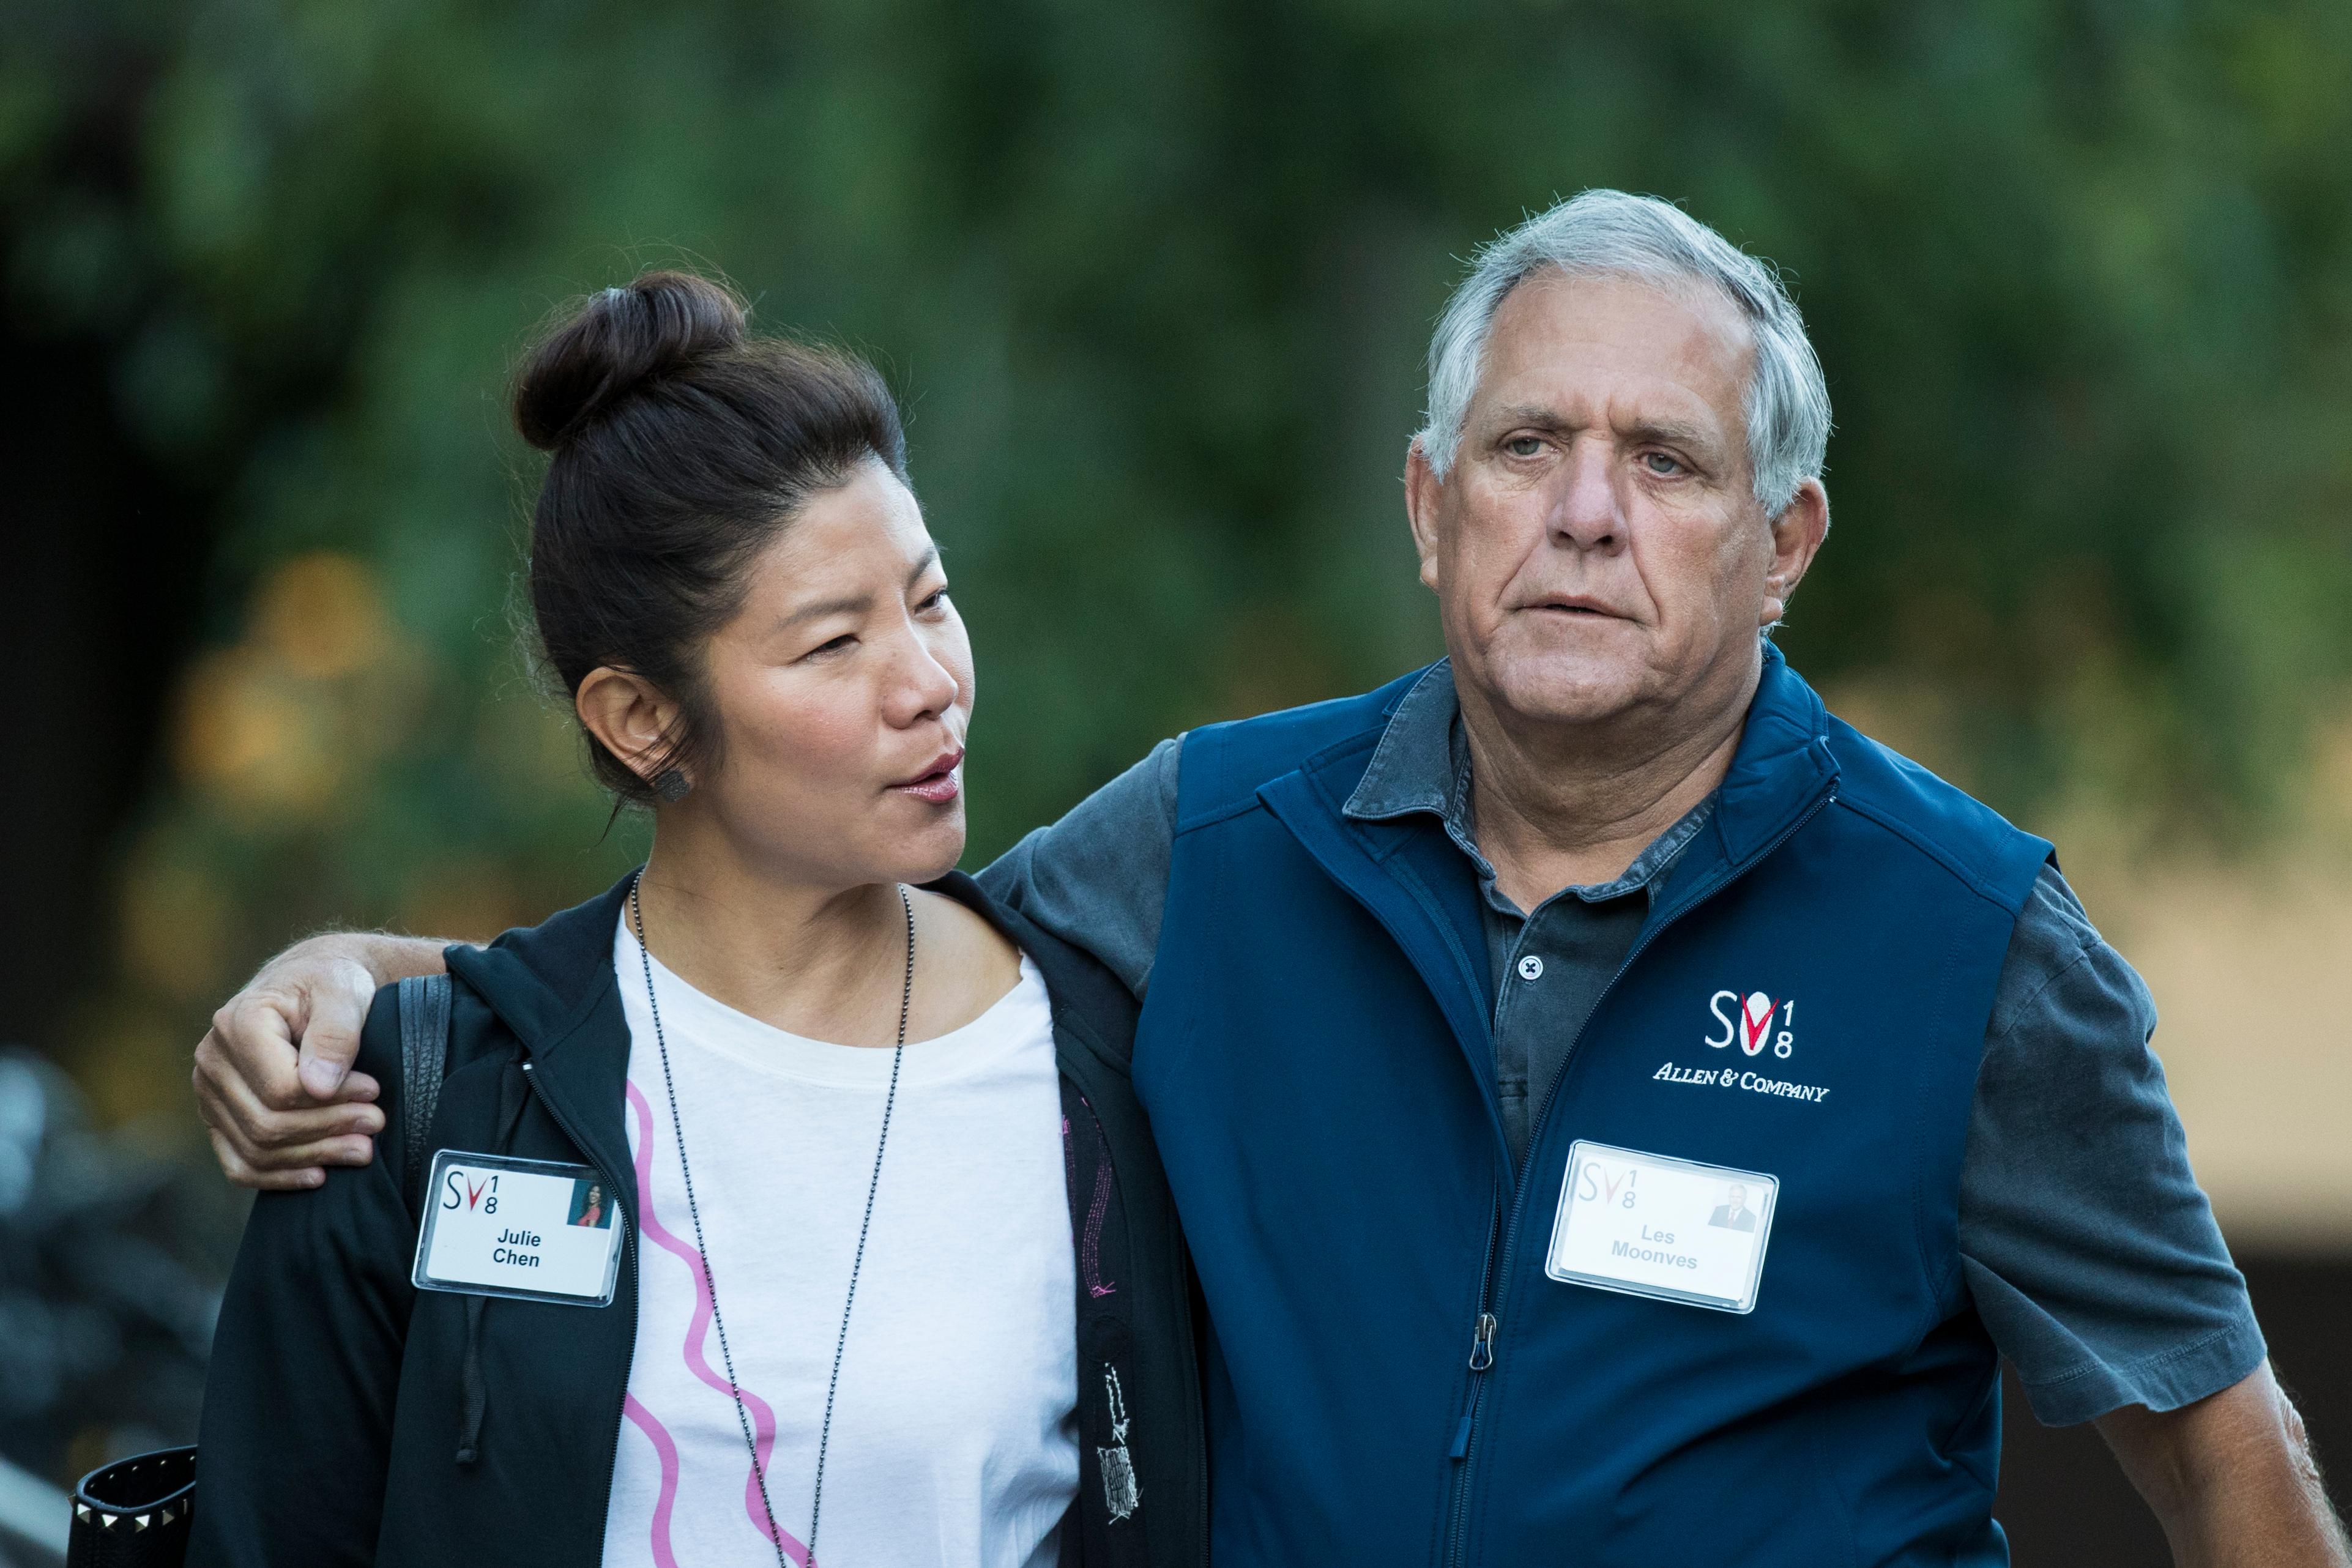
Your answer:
[1956,864,2266,1426]
[978,735,1182,1000]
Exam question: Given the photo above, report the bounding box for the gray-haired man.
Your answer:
[196,191,2346,1563]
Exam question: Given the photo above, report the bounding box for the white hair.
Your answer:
[1415,190,1831,516]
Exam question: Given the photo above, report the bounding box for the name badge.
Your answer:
[412,1150,624,1307]
[1544,1140,1777,1313]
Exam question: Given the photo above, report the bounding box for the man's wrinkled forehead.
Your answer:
[1470,267,1755,437]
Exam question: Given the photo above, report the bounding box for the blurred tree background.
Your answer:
[4,0,2350,1555]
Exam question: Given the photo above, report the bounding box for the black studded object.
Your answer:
[68,1446,195,1567]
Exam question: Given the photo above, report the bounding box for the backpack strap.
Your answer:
[396,973,455,1216]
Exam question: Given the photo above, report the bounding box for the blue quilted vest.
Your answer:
[1134,647,2052,1567]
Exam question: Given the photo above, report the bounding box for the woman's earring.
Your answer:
[652,769,691,803]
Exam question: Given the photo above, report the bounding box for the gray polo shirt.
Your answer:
[980,664,2268,1425]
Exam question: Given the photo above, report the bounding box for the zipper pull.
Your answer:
[1467,1312,1497,1372]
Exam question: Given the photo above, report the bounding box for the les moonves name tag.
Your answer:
[411,1150,623,1307]
[1544,1140,1778,1314]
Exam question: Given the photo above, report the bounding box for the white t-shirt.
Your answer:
[601,916,1079,1568]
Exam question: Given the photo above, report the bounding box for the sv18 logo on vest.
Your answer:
[1705,990,1795,1058]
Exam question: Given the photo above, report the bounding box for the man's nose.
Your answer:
[1547,437,1626,552]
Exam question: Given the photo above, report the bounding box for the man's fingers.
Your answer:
[209,993,301,1112]
[294,959,377,1099]
[193,942,395,1190]
[270,1133,376,1170]
[208,1128,325,1192]
[195,1033,382,1164]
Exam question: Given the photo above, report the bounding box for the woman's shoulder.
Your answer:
[427,875,636,1049]
[907,883,1025,1036]
[357,944,544,1105]
[923,872,1142,1050]
[914,881,1021,956]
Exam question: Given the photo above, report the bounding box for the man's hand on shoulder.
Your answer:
[192,932,450,1190]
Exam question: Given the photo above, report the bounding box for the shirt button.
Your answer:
[1517,955,1544,982]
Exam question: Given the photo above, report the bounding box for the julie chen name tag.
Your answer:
[412,1150,623,1307]
[1545,1140,1778,1314]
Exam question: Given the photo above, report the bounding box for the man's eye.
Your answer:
[1505,437,1544,458]
[1643,452,1684,475]
[808,634,855,659]
[919,587,951,612]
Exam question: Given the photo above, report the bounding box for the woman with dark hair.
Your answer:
[189,272,1202,1568]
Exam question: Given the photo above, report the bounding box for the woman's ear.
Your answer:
[575,667,685,790]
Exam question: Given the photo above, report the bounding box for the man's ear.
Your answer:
[575,666,684,789]
[1404,438,1446,592]
[1760,478,1831,628]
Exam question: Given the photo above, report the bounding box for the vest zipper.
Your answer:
[1442,1198,1502,1564]
[1438,781,1838,1568]
[518,1058,641,1538]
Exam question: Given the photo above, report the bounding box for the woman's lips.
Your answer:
[890,749,964,804]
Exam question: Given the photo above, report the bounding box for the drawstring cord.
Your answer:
[455,1057,531,1465]
[453,1296,489,1465]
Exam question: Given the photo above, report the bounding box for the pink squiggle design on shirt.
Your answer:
[622,1394,682,1568]
[627,1080,810,1566]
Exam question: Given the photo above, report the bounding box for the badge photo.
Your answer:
[412,1149,625,1307]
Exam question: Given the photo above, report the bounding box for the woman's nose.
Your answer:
[888,630,962,726]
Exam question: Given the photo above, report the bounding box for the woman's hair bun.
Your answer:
[512,270,749,451]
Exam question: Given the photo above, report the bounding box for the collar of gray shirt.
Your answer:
[1340,660,1717,920]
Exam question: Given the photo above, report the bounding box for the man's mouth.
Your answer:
[1525,595,1623,618]
[890,748,964,804]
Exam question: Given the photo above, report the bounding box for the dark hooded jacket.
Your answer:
[190,871,1206,1568]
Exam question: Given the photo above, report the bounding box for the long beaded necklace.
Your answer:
[629,872,914,1568]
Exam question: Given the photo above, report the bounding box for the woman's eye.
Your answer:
[919,587,951,612]
[1642,451,1684,475]
[808,634,855,658]
[1505,437,1544,458]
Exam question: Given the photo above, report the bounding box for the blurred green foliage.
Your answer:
[7,0,2351,1104]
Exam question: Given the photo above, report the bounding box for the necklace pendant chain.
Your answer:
[630,873,915,1568]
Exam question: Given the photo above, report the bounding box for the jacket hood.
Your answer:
[444,874,633,1065]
